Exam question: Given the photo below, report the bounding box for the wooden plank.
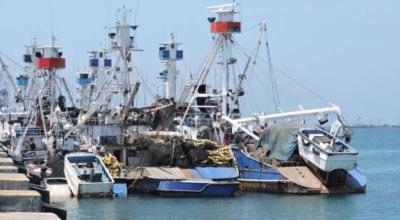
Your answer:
[277,166,326,190]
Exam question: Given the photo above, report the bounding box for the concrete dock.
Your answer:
[0,157,13,166]
[0,151,8,158]
[0,212,61,220]
[0,190,41,212]
[0,151,63,220]
[0,173,29,190]
[0,166,18,173]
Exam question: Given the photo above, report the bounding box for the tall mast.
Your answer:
[76,50,112,111]
[159,34,183,100]
[108,6,139,106]
[208,3,240,115]
[179,3,240,126]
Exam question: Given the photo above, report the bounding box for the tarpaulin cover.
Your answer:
[195,167,238,180]
[259,124,308,161]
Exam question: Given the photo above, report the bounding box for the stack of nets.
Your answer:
[192,139,234,166]
[124,134,235,167]
[101,153,122,177]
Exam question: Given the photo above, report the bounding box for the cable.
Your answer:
[131,63,157,101]
[272,66,330,103]
[235,40,330,104]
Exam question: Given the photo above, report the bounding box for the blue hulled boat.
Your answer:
[232,143,367,194]
[128,167,239,196]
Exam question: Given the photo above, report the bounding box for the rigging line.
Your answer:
[61,77,79,92]
[251,63,297,108]
[131,63,157,100]
[0,51,24,70]
[248,67,276,109]
[264,32,281,111]
[242,79,264,114]
[273,66,330,103]
[241,23,260,33]
[235,41,330,103]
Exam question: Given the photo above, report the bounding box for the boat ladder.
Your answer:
[177,35,223,106]
[177,84,193,105]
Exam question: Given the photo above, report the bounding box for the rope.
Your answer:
[131,63,157,101]
[272,66,330,103]
[233,41,330,104]
[264,33,281,111]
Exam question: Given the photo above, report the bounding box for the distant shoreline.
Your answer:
[348,125,400,128]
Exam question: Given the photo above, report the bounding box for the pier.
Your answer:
[0,148,61,219]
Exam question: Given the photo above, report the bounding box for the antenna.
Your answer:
[49,0,55,42]
[134,0,140,25]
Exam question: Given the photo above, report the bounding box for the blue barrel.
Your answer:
[104,59,112,67]
[89,59,99,67]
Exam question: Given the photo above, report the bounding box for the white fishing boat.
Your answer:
[297,128,358,172]
[64,152,114,197]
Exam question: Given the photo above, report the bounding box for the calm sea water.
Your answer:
[55,127,400,220]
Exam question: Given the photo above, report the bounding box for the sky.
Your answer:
[0,0,399,124]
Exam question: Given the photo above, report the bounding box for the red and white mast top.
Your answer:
[35,44,65,70]
[208,3,241,33]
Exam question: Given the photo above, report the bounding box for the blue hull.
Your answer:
[232,148,367,193]
[232,148,284,181]
[157,180,239,197]
[129,166,240,197]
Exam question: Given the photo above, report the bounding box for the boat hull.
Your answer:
[297,132,357,172]
[64,152,114,198]
[127,166,239,197]
[232,148,366,194]
[299,145,357,172]
[157,180,239,197]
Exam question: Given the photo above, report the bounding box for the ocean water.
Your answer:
[55,127,400,220]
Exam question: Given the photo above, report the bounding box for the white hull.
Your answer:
[298,129,358,172]
[64,152,114,197]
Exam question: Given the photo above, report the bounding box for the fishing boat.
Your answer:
[64,152,114,197]
[172,2,366,194]
[227,107,367,193]
[125,134,240,196]
[297,128,358,172]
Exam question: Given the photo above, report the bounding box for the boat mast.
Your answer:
[208,3,241,116]
[159,34,183,100]
[14,40,67,156]
[108,6,139,107]
[179,3,240,127]
[22,40,42,110]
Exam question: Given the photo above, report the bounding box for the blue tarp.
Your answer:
[259,124,308,161]
[195,167,238,180]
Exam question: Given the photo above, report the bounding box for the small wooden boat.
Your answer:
[298,128,358,172]
[64,152,114,197]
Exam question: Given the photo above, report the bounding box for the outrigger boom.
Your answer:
[222,104,342,141]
